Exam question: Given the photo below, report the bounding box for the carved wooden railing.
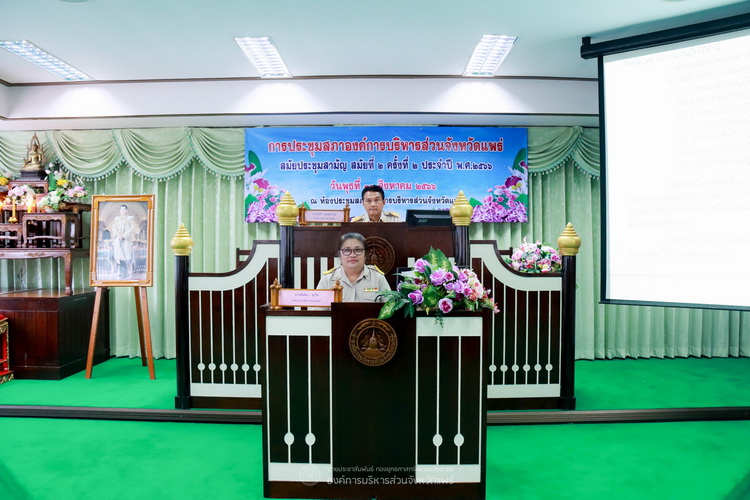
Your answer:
[172,207,579,411]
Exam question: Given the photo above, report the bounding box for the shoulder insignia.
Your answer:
[350,215,364,222]
[371,265,385,275]
[386,211,399,216]
[323,267,338,275]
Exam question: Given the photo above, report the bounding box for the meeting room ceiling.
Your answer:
[1,0,749,85]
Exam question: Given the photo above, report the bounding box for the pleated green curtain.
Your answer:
[1,127,747,359]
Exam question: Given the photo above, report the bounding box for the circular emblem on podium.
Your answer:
[349,318,398,367]
[365,236,395,274]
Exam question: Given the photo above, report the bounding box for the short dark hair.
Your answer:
[361,185,384,201]
[339,232,366,250]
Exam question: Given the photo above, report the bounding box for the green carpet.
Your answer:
[575,357,750,410]
[1,417,749,500]
[1,356,748,411]
[0,358,176,409]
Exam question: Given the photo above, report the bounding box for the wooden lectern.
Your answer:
[261,303,489,500]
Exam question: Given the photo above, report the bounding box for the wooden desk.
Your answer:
[261,304,489,500]
[0,248,89,295]
[0,289,109,380]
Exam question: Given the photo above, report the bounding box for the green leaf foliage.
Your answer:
[512,147,527,172]
[247,151,263,175]
[377,299,399,320]
[423,247,453,272]
[422,285,441,309]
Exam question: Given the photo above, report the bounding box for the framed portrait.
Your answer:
[89,195,155,287]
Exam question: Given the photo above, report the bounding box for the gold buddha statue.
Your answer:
[20,133,46,180]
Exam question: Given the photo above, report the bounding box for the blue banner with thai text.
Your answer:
[244,126,528,222]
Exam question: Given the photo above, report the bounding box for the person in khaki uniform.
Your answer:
[350,185,401,222]
[316,232,391,302]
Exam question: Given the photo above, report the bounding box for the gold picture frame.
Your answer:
[89,194,155,287]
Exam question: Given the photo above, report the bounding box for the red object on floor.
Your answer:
[0,314,12,383]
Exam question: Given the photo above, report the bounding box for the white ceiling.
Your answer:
[1,0,749,84]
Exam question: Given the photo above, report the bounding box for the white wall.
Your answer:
[0,77,598,130]
[0,85,8,119]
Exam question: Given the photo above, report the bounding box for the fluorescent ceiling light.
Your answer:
[0,40,92,81]
[234,37,292,78]
[463,34,517,77]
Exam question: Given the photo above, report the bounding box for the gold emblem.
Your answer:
[349,318,397,367]
[365,236,395,274]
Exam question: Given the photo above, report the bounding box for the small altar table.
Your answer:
[0,248,89,295]
[22,212,80,248]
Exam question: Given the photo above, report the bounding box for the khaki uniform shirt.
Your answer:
[316,265,391,302]
[350,211,401,222]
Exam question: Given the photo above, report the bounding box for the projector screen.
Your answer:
[594,19,750,310]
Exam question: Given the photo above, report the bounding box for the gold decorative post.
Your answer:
[172,223,194,409]
[557,222,581,256]
[170,223,194,256]
[557,222,581,410]
[449,191,473,226]
[450,191,473,267]
[275,192,298,287]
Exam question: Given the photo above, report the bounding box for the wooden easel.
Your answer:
[85,286,155,379]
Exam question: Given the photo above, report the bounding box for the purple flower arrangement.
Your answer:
[245,170,284,223]
[472,163,529,222]
[378,247,498,326]
[472,183,527,223]
[504,238,562,274]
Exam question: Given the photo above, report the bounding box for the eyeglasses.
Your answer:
[340,247,365,256]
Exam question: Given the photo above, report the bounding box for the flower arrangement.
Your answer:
[471,155,529,223]
[504,238,562,274]
[7,184,36,204]
[244,162,284,223]
[0,175,9,192]
[472,182,528,222]
[38,190,63,211]
[38,165,88,211]
[378,247,498,325]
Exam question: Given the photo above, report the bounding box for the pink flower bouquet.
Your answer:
[378,247,498,326]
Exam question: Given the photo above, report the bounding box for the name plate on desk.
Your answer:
[278,289,334,307]
[298,205,351,225]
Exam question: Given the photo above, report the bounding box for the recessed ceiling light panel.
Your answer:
[463,34,517,77]
[234,37,292,78]
[0,40,92,81]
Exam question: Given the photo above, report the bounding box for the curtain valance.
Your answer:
[0,128,247,180]
[527,126,600,177]
[0,126,599,180]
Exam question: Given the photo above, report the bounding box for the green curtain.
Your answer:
[1,126,747,359]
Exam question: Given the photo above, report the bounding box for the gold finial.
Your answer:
[449,191,473,226]
[275,191,299,226]
[170,223,194,256]
[557,222,581,257]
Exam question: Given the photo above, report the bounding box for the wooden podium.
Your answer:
[261,303,489,500]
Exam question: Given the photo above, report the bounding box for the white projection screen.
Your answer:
[587,16,750,310]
